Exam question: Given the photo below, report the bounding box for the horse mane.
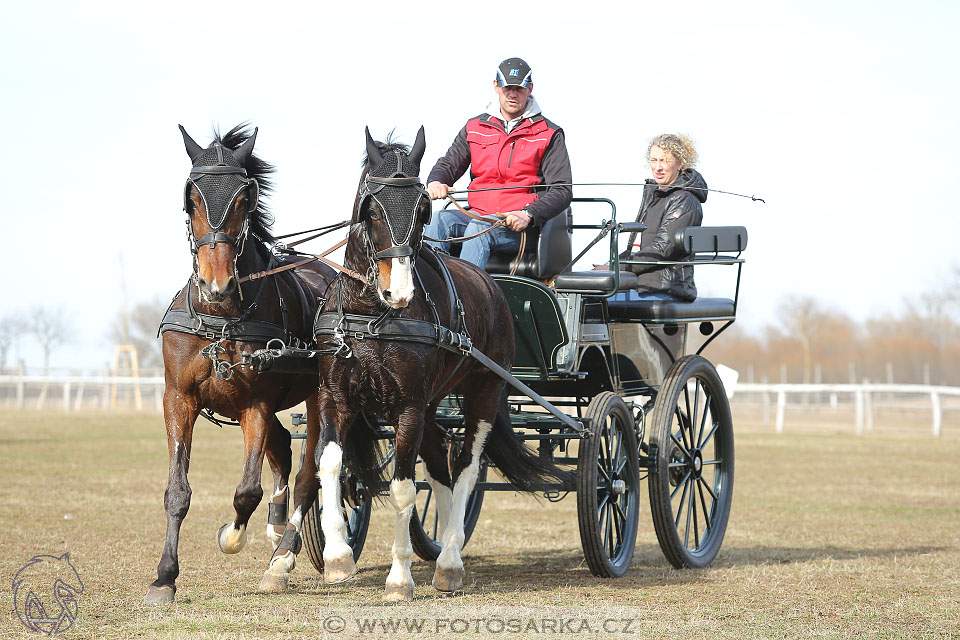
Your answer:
[351,131,411,223]
[213,123,276,245]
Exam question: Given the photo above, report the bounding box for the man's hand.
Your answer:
[427,181,450,200]
[496,210,532,232]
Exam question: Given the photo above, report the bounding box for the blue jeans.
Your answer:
[424,208,522,269]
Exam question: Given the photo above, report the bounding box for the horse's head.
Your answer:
[355,126,429,309]
[180,125,263,303]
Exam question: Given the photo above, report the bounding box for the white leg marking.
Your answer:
[386,478,417,590]
[423,467,453,538]
[219,523,248,554]
[437,421,491,573]
[316,443,352,563]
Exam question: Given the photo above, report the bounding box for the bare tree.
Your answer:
[777,296,832,384]
[0,314,25,369]
[109,298,169,370]
[30,307,71,372]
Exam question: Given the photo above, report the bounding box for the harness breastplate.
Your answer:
[313,247,470,352]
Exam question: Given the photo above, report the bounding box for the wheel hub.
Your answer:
[611,479,626,495]
[691,449,704,480]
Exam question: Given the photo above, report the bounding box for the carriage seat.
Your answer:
[485,208,572,279]
[607,297,736,322]
[555,226,747,323]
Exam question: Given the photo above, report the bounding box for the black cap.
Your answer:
[496,57,532,88]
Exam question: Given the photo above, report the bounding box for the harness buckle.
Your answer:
[353,331,365,340]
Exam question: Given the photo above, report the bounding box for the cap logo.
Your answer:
[509,69,519,77]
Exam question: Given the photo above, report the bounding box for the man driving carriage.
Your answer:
[425,57,573,268]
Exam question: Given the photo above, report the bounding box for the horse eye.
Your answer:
[368,207,382,221]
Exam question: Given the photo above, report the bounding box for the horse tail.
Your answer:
[341,413,388,503]
[483,390,574,493]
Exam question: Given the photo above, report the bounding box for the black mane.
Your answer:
[213,123,276,245]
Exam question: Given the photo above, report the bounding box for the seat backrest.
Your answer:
[485,208,572,278]
[678,226,748,254]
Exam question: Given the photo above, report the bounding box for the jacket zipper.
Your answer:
[507,141,516,167]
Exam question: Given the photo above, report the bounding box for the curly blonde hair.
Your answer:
[647,133,698,169]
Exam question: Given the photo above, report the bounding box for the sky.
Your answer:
[1,0,958,371]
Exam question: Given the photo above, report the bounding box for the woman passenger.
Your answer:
[619,133,706,302]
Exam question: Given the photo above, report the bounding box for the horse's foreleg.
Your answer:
[144,390,199,605]
[217,407,274,554]
[264,415,293,550]
[433,393,495,592]
[259,392,328,592]
[419,420,453,541]
[384,407,423,602]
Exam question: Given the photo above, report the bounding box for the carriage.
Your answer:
[261,196,747,579]
[148,126,747,605]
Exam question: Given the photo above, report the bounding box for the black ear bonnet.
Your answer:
[181,128,259,231]
[358,127,429,247]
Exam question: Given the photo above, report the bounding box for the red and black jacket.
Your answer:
[427,113,573,228]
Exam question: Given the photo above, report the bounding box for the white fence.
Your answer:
[733,383,960,437]
[0,374,165,412]
[1,374,957,437]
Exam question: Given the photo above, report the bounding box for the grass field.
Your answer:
[1,410,958,639]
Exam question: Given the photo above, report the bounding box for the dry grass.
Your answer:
[1,410,958,639]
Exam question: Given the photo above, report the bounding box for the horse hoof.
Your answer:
[143,584,176,605]
[432,566,465,592]
[258,570,290,593]
[323,555,357,584]
[383,582,415,602]
[217,523,247,554]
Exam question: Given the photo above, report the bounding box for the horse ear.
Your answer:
[365,126,384,167]
[179,125,204,162]
[234,127,258,164]
[410,126,426,168]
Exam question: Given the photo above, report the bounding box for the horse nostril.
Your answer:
[383,290,393,301]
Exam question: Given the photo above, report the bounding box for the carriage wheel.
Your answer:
[298,441,372,574]
[648,355,734,569]
[576,391,641,578]
[409,433,487,562]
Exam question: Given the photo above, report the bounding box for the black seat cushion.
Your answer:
[553,271,638,293]
[607,297,735,322]
[486,208,572,278]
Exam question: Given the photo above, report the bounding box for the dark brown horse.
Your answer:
[144,124,335,605]
[258,128,568,601]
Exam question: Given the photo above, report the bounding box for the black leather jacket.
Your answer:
[620,169,707,301]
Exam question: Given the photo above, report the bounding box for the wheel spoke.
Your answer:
[670,470,692,500]
[670,434,690,457]
[419,490,432,527]
[612,502,625,550]
[700,476,718,502]
[675,404,692,452]
[674,474,690,526]
[696,477,713,532]
[603,502,613,555]
[691,379,701,450]
[691,479,700,549]
[683,477,694,548]
[598,492,610,513]
[701,458,722,466]
[696,391,713,448]
[700,419,721,449]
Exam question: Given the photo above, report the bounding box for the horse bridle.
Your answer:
[356,155,430,286]
[183,145,259,296]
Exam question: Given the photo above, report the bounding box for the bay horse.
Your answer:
[258,128,569,601]
[144,124,336,605]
